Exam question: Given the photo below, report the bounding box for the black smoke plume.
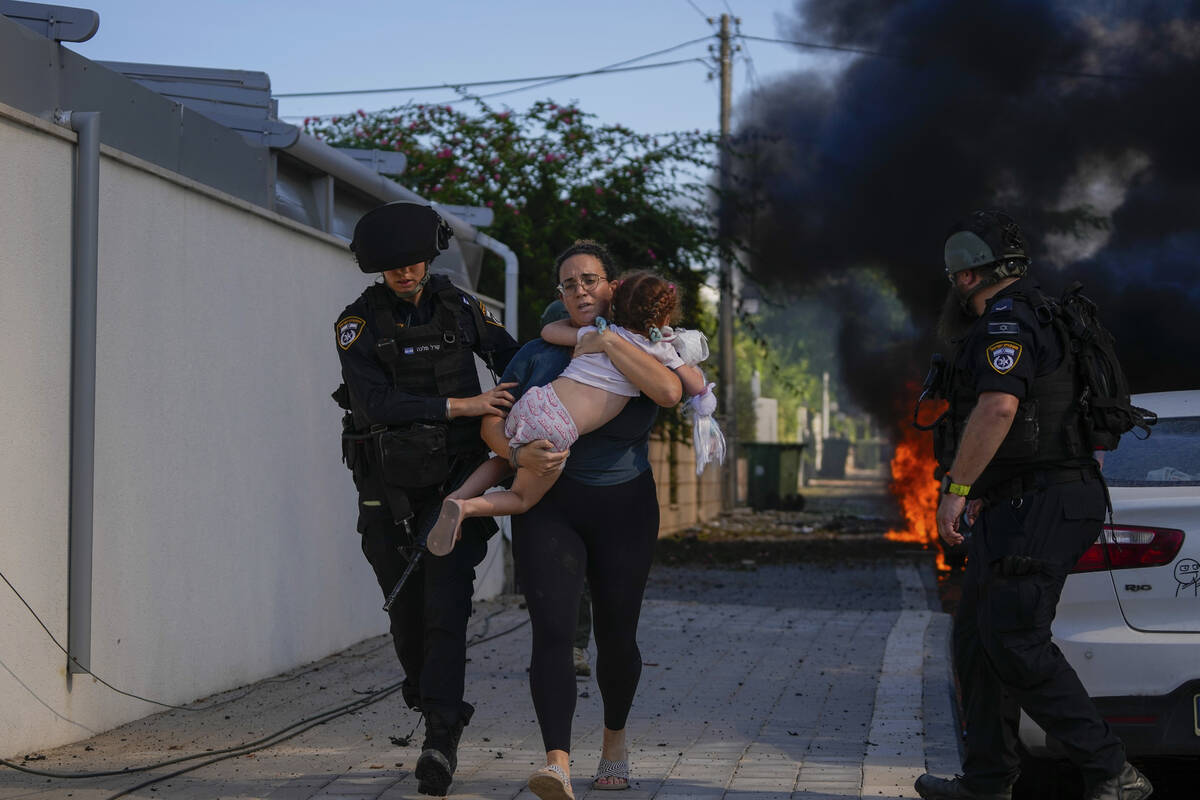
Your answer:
[733,0,1200,427]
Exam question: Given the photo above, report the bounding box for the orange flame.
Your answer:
[886,385,949,570]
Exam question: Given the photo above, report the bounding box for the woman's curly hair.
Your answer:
[553,239,618,281]
[611,270,679,335]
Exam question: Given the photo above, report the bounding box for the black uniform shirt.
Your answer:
[335,275,519,426]
[957,276,1063,402]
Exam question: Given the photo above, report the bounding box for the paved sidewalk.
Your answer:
[0,561,959,800]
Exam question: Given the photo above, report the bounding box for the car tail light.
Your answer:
[1071,525,1185,573]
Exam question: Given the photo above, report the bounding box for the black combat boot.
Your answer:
[414,701,474,796]
[915,773,1012,800]
[1085,762,1153,800]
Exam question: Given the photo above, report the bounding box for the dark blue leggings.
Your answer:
[511,470,660,753]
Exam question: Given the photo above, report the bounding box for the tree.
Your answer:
[306,100,720,337]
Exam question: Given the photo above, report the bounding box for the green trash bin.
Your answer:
[742,443,806,510]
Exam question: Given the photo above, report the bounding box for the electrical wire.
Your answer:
[440,58,707,106]
[0,615,531,798]
[740,33,901,59]
[276,37,714,99]
[0,568,204,712]
[683,0,712,22]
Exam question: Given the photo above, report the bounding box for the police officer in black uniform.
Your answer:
[914,211,1152,800]
[334,202,520,796]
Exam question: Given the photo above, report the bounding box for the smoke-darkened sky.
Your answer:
[735,0,1200,424]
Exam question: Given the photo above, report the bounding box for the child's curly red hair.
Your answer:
[611,271,679,335]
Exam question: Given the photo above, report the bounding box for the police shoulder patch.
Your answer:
[987,321,1020,335]
[990,298,1014,313]
[986,340,1022,374]
[479,299,503,327]
[336,316,365,350]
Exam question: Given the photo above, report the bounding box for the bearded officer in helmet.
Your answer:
[334,202,522,795]
[915,211,1151,800]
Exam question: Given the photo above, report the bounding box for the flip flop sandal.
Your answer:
[528,763,575,800]
[591,758,630,791]
[425,498,463,557]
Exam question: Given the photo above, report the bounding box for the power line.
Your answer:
[276,36,714,99]
[740,33,899,59]
[683,0,712,22]
[437,36,714,106]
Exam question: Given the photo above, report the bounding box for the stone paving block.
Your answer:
[0,564,964,800]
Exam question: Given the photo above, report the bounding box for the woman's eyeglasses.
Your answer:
[556,273,604,295]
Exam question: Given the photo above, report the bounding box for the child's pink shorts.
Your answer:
[504,384,580,453]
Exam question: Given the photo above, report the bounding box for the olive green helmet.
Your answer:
[944,210,1030,281]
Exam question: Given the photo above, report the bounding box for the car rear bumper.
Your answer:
[1023,679,1200,759]
[1093,680,1200,758]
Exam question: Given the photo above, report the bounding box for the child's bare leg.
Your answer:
[426,456,513,557]
[458,466,560,518]
[449,455,513,500]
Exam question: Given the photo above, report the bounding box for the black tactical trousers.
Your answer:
[953,472,1126,792]
[360,490,489,719]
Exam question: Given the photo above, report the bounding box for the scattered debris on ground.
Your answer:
[655,477,939,565]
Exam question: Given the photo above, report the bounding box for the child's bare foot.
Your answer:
[426,498,464,557]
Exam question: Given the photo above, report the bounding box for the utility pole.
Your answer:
[717,13,738,510]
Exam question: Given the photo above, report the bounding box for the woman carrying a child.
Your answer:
[463,240,709,799]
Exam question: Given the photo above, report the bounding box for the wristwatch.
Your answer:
[940,474,971,497]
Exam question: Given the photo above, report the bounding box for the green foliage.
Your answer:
[306,101,721,337]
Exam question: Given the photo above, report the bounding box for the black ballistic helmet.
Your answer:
[349,202,453,274]
[944,209,1030,280]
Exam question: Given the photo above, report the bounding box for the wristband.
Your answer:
[509,444,523,470]
[941,474,971,497]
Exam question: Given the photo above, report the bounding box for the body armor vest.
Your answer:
[365,278,487,455]
[933,292,1088,485]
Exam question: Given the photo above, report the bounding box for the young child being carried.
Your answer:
[425,270,709,556]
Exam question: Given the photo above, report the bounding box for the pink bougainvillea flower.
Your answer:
[647,248,657,260]
[357,109,366,118]
[485,200,494,207]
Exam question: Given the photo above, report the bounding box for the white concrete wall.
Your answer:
[0,106,502,757]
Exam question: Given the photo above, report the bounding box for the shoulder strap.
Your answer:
[436,284,498,378]
[365,284,402,384]
[366,284,399,334]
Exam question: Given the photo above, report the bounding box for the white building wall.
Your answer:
[0,105,500,757]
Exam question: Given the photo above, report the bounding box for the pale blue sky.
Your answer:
[67,0,836,135]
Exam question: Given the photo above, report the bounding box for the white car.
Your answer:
[1020,389,1200,759]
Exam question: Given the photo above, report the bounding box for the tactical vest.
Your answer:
[933,292,1088,483]
[364,279,490,455]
